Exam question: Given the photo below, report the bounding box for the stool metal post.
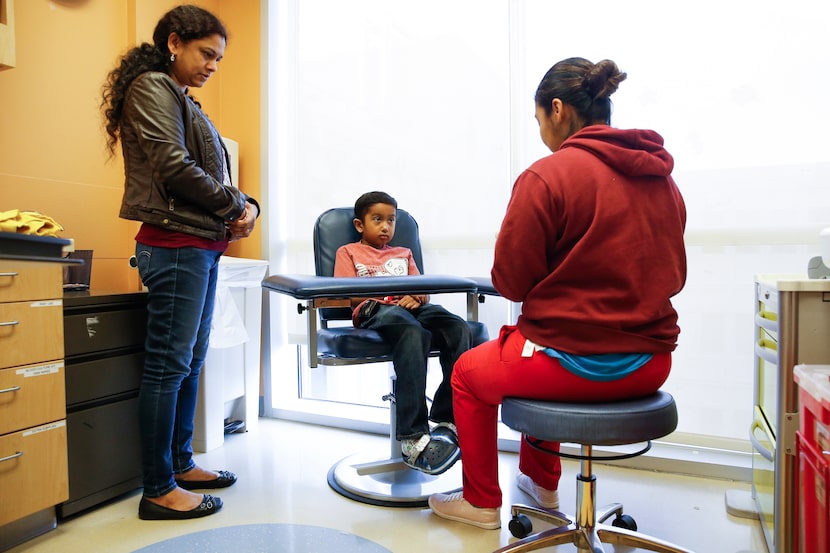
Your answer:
[576,445,596,531]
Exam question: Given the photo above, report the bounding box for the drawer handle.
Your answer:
[750,420,774,462]
[0,385,21,394]
[755,339,778,365]
[0,451,23,463]
[0,320,20,327]
[0,272,19,278]
[755,312,778,333]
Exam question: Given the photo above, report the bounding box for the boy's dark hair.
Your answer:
[354,191,397,220]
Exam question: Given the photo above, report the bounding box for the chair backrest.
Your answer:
[313,207,425,277]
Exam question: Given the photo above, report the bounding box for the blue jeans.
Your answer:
[134,243,222,498]
[361,303,472,440]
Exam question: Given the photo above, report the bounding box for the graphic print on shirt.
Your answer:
[354,257,409,277]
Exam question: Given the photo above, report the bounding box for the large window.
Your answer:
[263,0,830,451]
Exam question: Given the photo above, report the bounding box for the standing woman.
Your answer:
[428,57,686,529]
[101,5,259,520]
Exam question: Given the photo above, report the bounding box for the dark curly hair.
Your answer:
[101,5,227,156]
[535,57,627,125]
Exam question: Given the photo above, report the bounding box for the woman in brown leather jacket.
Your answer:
[101,5,259,521]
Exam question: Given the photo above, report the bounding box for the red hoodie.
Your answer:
[492,125,687,354]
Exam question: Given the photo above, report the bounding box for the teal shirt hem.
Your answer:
[541,348,653,382]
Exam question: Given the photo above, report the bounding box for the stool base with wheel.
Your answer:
[494,392,694,553]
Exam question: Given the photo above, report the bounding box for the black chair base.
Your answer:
[327,447,462,507]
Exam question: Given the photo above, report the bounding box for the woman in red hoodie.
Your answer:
[429,57,687,530]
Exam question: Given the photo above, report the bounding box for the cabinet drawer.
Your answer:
[0,300,64,368]
[65,352,143,407]
[0,421,69,526]
[0,362,66,435]
[0,261,63,303]
[63,398,142,515]
[64,307,147,357]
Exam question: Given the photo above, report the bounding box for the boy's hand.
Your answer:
[397,294,427,310]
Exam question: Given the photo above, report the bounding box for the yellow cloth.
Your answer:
[0,209,65,237]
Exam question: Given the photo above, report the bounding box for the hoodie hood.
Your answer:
[561,125,674,178]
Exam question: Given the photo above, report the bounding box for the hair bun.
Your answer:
[582,59,627,101]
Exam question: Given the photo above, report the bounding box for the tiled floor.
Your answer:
[8,418,767,553]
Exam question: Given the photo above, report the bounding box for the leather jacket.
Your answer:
[118,72,254,241]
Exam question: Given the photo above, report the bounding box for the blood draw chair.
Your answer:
[261,207,490,507]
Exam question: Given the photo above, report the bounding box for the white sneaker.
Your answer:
[516,472,559,509]
[428,492,501,530]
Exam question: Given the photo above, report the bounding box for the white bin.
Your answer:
[193,256,268,452]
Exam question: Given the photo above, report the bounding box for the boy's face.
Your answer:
[355,203,396,249]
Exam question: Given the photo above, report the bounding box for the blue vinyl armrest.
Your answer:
[467,276,499,297]
[262,273,480,300]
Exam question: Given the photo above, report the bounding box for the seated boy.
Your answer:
[333,191,471,475]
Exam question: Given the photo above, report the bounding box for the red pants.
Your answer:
[451,325,671,509]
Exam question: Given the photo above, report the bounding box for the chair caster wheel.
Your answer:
[508,514,533,538]
[612,513,637,531]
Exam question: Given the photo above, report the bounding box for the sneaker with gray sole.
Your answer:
[428,492,501,529]
[516,471,559,509]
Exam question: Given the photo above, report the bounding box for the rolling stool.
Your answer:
[495,391,694,553]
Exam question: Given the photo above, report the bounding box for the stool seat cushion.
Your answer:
[501,391,677,446]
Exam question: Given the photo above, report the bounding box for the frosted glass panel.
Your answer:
[518,0,830,234]
[284,0,511,252]
[519,0,830,172]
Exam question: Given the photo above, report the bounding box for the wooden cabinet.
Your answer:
[0,260,68,546]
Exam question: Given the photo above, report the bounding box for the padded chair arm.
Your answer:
[262,273,480,300]
[467,276,499,296]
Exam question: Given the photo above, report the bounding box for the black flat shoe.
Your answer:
[138,494,222,520]
[175,469,237,490]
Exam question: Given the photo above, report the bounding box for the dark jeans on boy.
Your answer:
[360,303,471,441]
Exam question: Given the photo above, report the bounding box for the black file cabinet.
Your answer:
[58,291,147,518]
